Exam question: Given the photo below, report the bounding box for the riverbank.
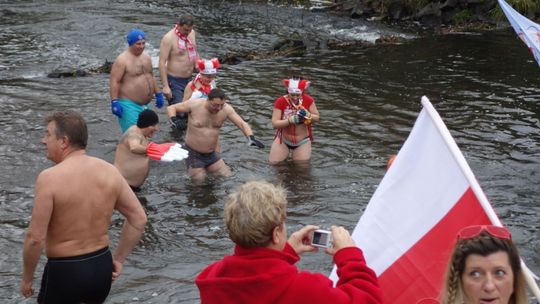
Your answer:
[312,0,540,32]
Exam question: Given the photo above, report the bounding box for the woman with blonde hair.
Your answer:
[440,225,528,304]
[195,180,382,304]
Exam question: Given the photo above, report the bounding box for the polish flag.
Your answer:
[498,0,540,68]
[146,142,188,162]
[330,96,539,302]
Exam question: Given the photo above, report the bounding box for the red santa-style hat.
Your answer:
[197,58,220,75]
[282,78,310,94]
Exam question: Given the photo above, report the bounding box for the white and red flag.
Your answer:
[146,142,188,162]
[330,96,539,302]
[498,0,540,68]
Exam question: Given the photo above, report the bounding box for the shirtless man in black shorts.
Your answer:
[167,88,264,182]
[20,111,147,303]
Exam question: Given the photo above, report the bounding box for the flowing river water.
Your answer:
[1,0,539,303]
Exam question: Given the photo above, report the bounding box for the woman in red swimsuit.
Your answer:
[269,77,320,164]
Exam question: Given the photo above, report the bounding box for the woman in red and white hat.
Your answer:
[269,76,320,164]
[182,58,220,101]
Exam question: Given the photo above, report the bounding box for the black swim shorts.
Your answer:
[38,246,113,304]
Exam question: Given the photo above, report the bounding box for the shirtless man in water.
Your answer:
[21,111,147,303]
[167,88,264,182]
[110,28,164,134]
[114,109,159,192]
[159,15,198,130]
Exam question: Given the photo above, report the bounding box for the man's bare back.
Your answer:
[114,127,151,187]
[40,153,126,257]
[22,112,147,301]
[111,50,156,104]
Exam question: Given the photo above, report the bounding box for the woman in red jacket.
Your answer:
[195,181,383,304]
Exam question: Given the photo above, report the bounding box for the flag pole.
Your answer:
[420,96,540,301]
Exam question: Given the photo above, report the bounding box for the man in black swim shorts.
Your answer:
[21,111,147,303]
[167,88,264,182]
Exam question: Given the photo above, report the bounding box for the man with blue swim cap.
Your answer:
[127,29,146,46]
[109,28,165,134]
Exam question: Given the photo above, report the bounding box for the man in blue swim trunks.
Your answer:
[110,28,165,134]
[20,111,147,303]
[159,15,198,131]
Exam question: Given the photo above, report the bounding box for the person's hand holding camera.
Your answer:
[288,225,319,255]
[325,225,356,256]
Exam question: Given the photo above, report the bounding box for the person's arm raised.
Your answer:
[271,108,290,129]
[287,225,319,255]
[127,132,148,155]
[306,102,320,123]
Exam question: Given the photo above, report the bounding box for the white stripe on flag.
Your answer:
[329,96,540,302]
[498,0,540,68]
[351,107,469,275]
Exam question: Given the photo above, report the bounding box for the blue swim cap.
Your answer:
[127,29,146,46]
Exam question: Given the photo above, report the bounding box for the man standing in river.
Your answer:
[110,28,164,133]
[159,14,198,130]
[114,109,159,192]
[167,88,264,182]
[20,111,147,303]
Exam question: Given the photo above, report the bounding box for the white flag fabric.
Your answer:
[330,97,501,303]
[498,0,540,68]
[146,142,189,162]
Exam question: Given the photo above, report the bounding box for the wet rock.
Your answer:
[375,35,406,45]
[47,69,89,78]
[219,36,307,65]
[47,60,113,78]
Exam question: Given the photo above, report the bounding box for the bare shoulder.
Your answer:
[224,103,237,115]
[35,166,56,184]
[162,29,176,42]
[141,52,153,64]
[114,51,129,64]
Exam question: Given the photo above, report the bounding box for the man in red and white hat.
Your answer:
[269,77,320,164]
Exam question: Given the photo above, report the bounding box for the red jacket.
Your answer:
[195,243,382,304]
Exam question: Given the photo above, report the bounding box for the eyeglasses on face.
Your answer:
[457,225,511,240]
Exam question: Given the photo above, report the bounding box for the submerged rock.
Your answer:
[47,60,113,78]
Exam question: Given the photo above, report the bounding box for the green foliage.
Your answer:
[491,0,540,20]
[454,8,473,24]
[403,0,431,12]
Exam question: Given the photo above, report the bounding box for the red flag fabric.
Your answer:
[330,96,502,303]
[146,142,189,162]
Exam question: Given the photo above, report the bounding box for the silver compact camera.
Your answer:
[311,229,332,248]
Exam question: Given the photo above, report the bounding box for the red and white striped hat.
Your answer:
[282,78,310,94]
[197,58,220,75]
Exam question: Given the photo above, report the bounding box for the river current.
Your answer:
[0,0,539,303]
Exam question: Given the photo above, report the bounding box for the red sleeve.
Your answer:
[274,96,287,111]
[287,247,383,304]
[301,94,314,109]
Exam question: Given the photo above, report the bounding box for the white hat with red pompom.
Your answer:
[282,78,310,94]
[197,58,220,75]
